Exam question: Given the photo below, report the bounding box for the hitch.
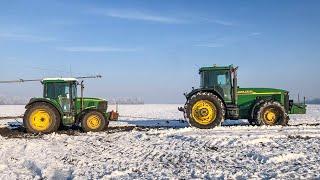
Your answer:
[108,110,119,121]
[178,107,185,112]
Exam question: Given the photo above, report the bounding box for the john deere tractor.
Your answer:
[179,65,306,129]
[23,77,118,133]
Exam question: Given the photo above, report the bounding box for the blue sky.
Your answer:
[0,0,319,103]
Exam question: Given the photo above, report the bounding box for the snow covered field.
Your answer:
[0,104,319,179]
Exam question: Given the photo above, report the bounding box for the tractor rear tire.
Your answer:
[81,111,106,132]
[185,92,225,129]
[23,102,61,133]
[254,101,288,126]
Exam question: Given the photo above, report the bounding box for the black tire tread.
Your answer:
[254,101,288,126]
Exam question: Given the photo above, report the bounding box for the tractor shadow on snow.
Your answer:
[117,119,189,129]
[117,119,251,128]
[0,119,254,139]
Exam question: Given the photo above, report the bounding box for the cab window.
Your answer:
[71,83,77,99]
[44,83,69,99]
[217,74,227,85]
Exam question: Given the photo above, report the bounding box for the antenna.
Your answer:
[69,64,73,77]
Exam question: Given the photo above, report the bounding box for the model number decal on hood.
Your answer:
[238,90,255,94]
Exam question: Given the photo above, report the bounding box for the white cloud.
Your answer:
[90,8,235,26]
[59,46,140,52]
[0,33,57,42]
[91,8,187,24]
[195,43,224,48]
[210,20,233,26]
[250,32,262,36]
[200,18,234,26]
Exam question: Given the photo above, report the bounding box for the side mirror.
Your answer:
[80,80,85,89]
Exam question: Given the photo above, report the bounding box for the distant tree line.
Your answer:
[0,96,29,105]
[0,96,144,105]
[108,97,320,105]
[306,98,320,104]
[108,97,144,105]
[1,95,317,105]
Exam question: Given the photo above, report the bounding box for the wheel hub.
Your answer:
[192,100,217,125]
[29,109,51,131]
[200,108,209,116]
[263,108,277,125]
[87,115,101,129]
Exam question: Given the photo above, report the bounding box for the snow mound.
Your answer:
[268,153,306,164]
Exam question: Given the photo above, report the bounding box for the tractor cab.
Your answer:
[42,78,78,114]
[199,65,238,105]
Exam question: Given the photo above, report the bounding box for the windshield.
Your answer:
[44,82,77,99]
[200,70,232,102]
[200,70,231,88]
[44,83,69,99]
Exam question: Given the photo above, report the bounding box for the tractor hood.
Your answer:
[80,97,106,102]
[184,87,288,100]
[237,88,288,95]
[76,97,108,112]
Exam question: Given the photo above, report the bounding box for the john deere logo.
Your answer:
[238,90,255,94]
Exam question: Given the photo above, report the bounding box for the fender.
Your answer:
[82,106,99,112]
[185,88,226,107]
[25,98,64,118]
[76,106,104,124]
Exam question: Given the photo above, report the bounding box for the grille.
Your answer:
[98,101,108,111]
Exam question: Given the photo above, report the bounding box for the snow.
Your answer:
[0,105,25,117]
[42,77,77,82]
[0,104,319,179]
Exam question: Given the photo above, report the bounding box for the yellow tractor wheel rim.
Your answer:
[87,115,102,129]
[192,100,217,125]
[263,108,277,125]
[29,109,52,131]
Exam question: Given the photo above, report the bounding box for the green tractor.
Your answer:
[179,65,307,129]
[23,77,118,133]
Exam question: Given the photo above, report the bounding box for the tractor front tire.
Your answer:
[23,102,61,133]
[254,101,288,126]
[185,92,225,129]
[81,111,106,132]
